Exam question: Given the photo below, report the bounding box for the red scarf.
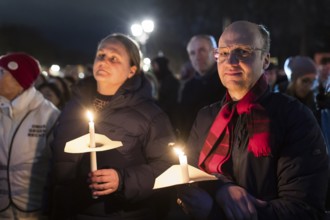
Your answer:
[198,75,271,174]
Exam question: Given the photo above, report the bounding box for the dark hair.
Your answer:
[258,24,271,52]
[48,76,71,103]
[152,56,169,69]
[98,33,141,74]
[320,57,330,65]
[64,76,76,85]
[37,81,66,109]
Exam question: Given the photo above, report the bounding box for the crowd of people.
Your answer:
[0,20,329,220]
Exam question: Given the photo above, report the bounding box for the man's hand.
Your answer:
[177,184,213,220]
[88,169,120,197]
[215,184,268,220]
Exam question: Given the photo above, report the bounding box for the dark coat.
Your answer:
[177,64,226,141]
[50,74,176,220]
[156,70,180,131]
[188,90,328,220]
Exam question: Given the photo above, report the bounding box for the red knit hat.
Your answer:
[0,52,40,90]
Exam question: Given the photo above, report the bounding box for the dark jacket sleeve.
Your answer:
[119,111,176,201]
[257,99,329,220]
[49,99,85,219]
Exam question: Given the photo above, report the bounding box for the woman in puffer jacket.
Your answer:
[50,33,176,220]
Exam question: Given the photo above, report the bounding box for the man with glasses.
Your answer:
[177,20,328,220]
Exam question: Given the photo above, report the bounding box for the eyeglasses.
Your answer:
[214,45,266,63]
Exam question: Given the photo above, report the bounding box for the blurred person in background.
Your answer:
[316,57,330,114]
[285,56,319,119]
[151,56,179,131]
[264,63,279,92]
[63,75,77,92]
[34,73,48,88]
[0,52,60,220]
[48,76,72,105]
[37,81,66,110]
[317,57,330,93]
[177,61,195,104]
[316,57,330,209]
[177,35,226,142]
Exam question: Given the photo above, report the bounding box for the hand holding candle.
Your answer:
[174,147,189,183]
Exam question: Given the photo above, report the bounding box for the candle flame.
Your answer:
[174,147,185,156]
[86,111,94,122]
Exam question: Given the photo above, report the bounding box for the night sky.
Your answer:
[1,0,158,61]
[1,0,330,73]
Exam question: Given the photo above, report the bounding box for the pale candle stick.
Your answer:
[87,111,98,199]
[87,111,97,172]
[174,147,189,183]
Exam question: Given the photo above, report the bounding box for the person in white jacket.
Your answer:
[0,52,60,220]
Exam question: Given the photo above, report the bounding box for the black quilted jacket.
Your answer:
[50,74,176,220]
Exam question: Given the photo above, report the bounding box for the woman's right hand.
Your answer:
[88,168,120,197]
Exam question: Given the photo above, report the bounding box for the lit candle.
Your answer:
[87,111,98,199]
[174,147,189,183]
[87,111,97,172]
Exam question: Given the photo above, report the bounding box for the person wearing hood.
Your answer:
[50,33,176,220]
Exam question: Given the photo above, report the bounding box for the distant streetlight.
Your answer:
[141,20,154,33]
[49,64,62,76]
[131,24,143,37]
[130,19,154,57]
[142,57,151,72]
